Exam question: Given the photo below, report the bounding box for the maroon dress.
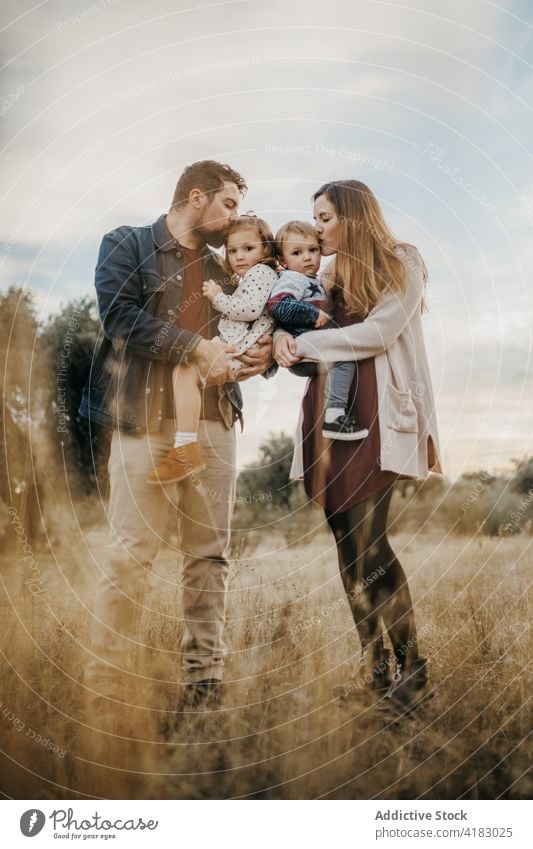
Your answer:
[301,306,398,514]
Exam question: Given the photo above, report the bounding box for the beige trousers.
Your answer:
[85,418,236,692]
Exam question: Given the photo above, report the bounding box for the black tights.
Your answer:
[325,484,419,667]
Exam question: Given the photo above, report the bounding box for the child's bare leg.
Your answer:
[172,363,201,439]
[146,365,205,485]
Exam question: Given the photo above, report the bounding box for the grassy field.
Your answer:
[0,515,531,800]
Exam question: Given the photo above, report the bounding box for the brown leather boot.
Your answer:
[147,442,205,485]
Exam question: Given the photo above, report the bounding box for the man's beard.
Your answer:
[197,223,227,249]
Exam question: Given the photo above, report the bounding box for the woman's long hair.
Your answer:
[313,180,425,316]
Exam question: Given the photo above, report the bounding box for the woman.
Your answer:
[274,180,442,714]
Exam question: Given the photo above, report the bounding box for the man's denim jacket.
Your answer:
[79,215,244,434]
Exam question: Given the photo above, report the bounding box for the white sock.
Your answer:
[173,431,197,448]
[325,407,345,423]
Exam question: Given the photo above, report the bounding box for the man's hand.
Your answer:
[191,338,233,386]
[272,331,300,368]
[233,334,274,381]
[315,309,329,328]
[202,279,223,301]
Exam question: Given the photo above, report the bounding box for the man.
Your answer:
[80,160,273,718]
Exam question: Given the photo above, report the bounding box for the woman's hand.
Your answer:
[315,309,330,328]
[202,279,222,301]
[273,331,300,368]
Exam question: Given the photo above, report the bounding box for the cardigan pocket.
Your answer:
[386,383,418,433]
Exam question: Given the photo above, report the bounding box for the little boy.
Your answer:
[268,221,368,441]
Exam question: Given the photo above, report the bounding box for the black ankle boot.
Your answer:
[334,648,392,701]
[366,648,393,693]
[384,658,430,714]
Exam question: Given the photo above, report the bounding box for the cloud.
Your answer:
[1,0,531,474]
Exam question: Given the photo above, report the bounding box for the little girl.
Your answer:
[147,215,278,485]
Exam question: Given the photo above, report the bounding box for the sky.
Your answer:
[1,0,532,478]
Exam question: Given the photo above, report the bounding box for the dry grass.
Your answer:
[0,520,531,800]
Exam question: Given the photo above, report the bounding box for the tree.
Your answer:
[40,297,110,496]
[236,432,296,510]
[231,432,319,553]
[0,287,44,547]
[510,457,533,496]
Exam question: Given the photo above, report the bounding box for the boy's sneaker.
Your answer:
[147,442,205,485]
[322,414,369,441]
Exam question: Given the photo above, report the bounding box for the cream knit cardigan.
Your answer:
[290,244,443,481]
